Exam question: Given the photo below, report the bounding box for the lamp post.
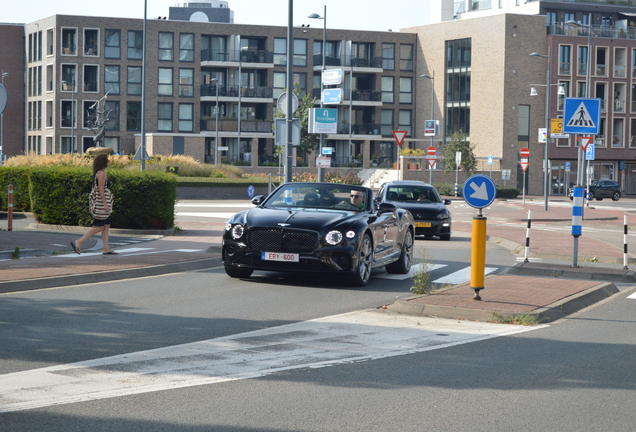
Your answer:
[1,71,9,163]
[211,77,220,163]
[530,48,554,211]
[309,6,326,182]
[565,15,592,187]
[421,72,435,184]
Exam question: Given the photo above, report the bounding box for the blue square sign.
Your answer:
[562,98,601,135]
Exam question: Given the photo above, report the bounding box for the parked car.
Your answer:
[376,180,452,240]
[222,182,415,286]
[568,179,622,201]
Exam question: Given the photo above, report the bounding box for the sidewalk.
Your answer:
[1,198,635,324]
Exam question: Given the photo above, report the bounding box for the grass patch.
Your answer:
[410,250,435,295]
[492,312,538,326]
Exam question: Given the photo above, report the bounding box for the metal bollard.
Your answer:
[7,184,13,231]
[624,215,629,270]
[524,209,532,263]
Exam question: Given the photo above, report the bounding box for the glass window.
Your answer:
[84,29,99,56]
[158,102,173,132]
[83,100,97,128]
[398,110,412,135]
[274,38,307,66]
[83,65,98,92]
[158,32,174,61]
[127,101,142,131]
[517,104,530,137]
[61,28,76,55]
[273,72,305,99]
[103,137,119,152]
[61,64,76,91]
[274,38,286,65]
[399,77,413,104]
[158,68,173,96]
[381,77,394,103]
[559,45,571,75]
[382,43,395,70]
[128,30,143,60]
[294,39,307,67]
[178,103,194,132]
[179,68,194,97]
[105,29,120,59]
[104,101,120,131]
[104,65,120,95]
[180,33,194,62]
[127,66,142,95]
[400,44,414,71]
[380,109,393,136]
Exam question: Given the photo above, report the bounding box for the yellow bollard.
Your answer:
[470,215,487,300]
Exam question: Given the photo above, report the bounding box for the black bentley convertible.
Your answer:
[222,182,415,286]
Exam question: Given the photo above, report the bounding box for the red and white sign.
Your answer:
[520,161,529,172]
[581,136,594,150]
[427,146,436,168]
[520,147,530,158]
[392,130,408,147]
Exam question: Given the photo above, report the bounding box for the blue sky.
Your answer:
[2,0,430,32]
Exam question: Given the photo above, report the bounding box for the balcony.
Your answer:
[201,49,274,64]
[312,54,383,69]
[200,84,273,99]
[200,118,273,133]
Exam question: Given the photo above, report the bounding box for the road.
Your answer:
[0,199,635,430]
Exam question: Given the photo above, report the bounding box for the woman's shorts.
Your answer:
[92,216,112,227]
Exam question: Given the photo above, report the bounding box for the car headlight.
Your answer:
[346,230,356,239]
[231,224,245,240]
[437,211,450,220]
[325,230,343,245]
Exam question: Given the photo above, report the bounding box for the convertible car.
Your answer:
[222,182,415,286]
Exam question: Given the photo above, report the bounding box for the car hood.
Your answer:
[390,202,449,219]
[233,207,361,230]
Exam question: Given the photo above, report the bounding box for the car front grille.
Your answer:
[248,228,318,253]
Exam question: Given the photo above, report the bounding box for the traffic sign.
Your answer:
[563,98,601,134]
[550,118,569,138]
[392,130,407,146]
[277,92,299,116]
[322,69,344,85]
[487,155,493,165]
[427,146,436,168]
[424,120,436,136]
[520,161,529,172]
[585,143,595,161]
[247,185,255,198]
[520,147,530,158]
[463,174,497,209]
[581,136,593,151]
[322,88,342,104]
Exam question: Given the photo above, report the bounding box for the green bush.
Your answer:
[432,183,519,199]
[0,167,35,211]
[29,168,176,230]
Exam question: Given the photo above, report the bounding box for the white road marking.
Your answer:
[177,212,237,219]
[375,263,447,280]
[433,267,498,285]
[516,257,543,262]
[55,247,205,258]
[0,310,545,413]
[628,292,636,299]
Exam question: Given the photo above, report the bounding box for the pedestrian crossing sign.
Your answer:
[562,98,601,134]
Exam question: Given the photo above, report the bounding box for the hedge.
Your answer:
[433,183,520,199]
[0,167,35,212]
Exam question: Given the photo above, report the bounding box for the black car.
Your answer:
[568,179,622,201]
[376,180,452,240]
[222,182,415,286]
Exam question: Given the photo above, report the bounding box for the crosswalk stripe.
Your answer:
[628,292,636,300]
[375,263,446,280]
[433,267,498,285]
[0,310,543,413]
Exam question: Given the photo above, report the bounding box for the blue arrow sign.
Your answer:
[562,98,601,134]
[463,174,497,209]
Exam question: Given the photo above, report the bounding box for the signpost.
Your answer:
[519,147,529,204]
[392,130,407,180]
[462,174,497,301]
[427,146,436,184]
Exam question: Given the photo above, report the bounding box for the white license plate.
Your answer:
[261,252,299,262]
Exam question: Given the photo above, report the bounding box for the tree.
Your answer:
[274,83,319,159]
[443,130,477,175]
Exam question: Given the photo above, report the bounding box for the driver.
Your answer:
[346,190,365,210]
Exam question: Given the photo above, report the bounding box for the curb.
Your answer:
[0,256,224,294]
[507,262,636,283]
[27,223,173,236]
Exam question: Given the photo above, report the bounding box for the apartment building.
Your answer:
[21,14,417,171]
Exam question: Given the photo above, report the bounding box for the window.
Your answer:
[105,29,120,59]
[274,38,286,65]
[61,27,77,55]
[104,137,119,152]
[400,44,413,71]
[158,102,173,132]
[559,45,571,75]
[47,28,54,56]
[445,38,471,136]
[127,101,142,131]
[180,33,194,61]
[158,32,174,61]
[381,77,394,103]
[178,103,194,132]
[558,81,570,110]
[61,99,75,128]
[179,68,194,97]
[104,101,120,131]
[273,72,306,99]
[201,35,226,61]
[83,100,96,128]
[83,65,98,92]
[517,105,530,138]
[84,29,99,56]
[128,30,143,60]
[398,110,412,136]
[104,65,120,95]
[577,81,587,98]
[61,64,76,91]
[158,68,173,96]
[578,46,588,76]
[274,38,307,66]
[399,77,413,103]
[380,109,393,136]
[127,66,142,95]
[294,39,307,67]
[382,44,395,70]
[46,100,53,128]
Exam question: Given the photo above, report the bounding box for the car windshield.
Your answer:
[265,184,368,211]
[386,186,441,203]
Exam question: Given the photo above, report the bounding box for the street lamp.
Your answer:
[565,15,592,187]
[530,48,557,211]
[309,6,326,182]
[421,73,435,184]
[1,71,9,163]
[211,77,220,164]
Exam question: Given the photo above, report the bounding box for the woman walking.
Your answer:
[70,154,118,255]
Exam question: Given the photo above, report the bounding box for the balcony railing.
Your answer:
[201,49,274,64]
[200,119,273,133]
[547,23,636,40]
[200,84,273,98]
[312,54,383,68]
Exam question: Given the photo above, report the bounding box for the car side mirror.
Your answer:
[252,195,265,206]
[377,202,397,214]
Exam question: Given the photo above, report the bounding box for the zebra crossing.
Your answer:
[374,262,499,285]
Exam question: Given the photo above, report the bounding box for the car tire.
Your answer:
[386,229,413,274]
[612,192,621,201]
[439,234,451,241]
[351,233,373,286]
[225,266,253,279]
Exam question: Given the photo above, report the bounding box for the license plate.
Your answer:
[261,252,299,262]
[415,222,432,228]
